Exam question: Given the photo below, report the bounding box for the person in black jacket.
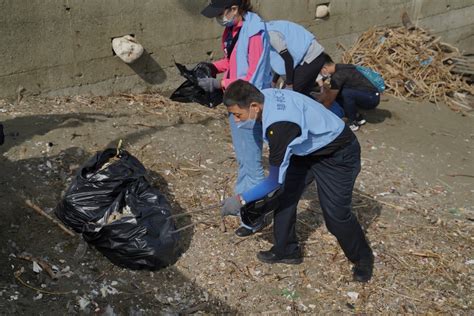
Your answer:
[317,55,381,131]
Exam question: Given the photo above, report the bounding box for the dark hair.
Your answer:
[223,80,264,108]
[238,0,254,15]
[323,52,334,65]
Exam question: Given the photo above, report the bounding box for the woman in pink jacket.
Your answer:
[200,0,272,237]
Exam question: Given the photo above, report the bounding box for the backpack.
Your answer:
[355,65,385,93]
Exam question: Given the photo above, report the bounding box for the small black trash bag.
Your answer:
[240,191,279,232]
[170,62,223,108]
[55,148,180,270]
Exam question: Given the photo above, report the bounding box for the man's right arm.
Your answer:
[269,31,295,87]
[316,71,343,107]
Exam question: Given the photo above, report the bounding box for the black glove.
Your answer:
[0,123,4,146]
[221,196,242,217]
[198,77,221,93]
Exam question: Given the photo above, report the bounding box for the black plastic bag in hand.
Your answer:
[170,62,223,108]
[240,191,280,231]
[0,123,4,145]
[55,148,180,270]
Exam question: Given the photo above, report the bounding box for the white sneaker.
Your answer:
[349,122,360,132]
[356,113,367,126]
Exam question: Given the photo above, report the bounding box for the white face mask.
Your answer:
[216,8,236,27]
[236,108,257,130]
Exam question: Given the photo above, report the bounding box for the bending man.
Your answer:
[220,80,374,282]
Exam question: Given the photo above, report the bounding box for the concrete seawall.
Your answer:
[0,0,472,99]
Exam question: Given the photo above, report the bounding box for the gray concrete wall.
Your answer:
[0,0,473,99]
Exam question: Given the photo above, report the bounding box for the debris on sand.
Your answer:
[341,16,474,113]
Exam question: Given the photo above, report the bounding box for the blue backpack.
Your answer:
[355,65,385,93]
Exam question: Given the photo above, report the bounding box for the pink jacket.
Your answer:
[212,20,264,89]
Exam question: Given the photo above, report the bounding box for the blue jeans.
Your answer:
[337,88,380,121]
[229,114,265,195]
[329,101,345,118]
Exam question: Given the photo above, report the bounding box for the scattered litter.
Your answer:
[103,305,117,316]
[33,293,43,301]
[347,291,359,301]
[100,284,120,298]
[17,254,57,279]
[32,261,42,273]
[73,239,88,259]
[78,296,91,311]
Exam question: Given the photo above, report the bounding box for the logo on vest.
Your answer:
[274,90,286,111]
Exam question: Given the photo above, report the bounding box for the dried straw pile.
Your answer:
[341,26,474,113]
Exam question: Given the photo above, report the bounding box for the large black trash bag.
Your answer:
[55,148,180,270]
[170,62,223,108]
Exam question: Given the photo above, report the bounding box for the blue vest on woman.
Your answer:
[236,12,273,89]
[266,20,315,75]
[262,89,345,183]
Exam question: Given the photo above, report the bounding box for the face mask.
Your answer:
[236,108,257,130]
[216,11,236,27]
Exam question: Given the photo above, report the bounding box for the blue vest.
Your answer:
[266,20,315,75]
[262,89,345,183]
[236,12,273,89]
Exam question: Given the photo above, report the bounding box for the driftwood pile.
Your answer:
[341,25,474,113]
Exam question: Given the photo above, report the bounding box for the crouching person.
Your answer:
[220,80,374,282]
[318,55,382,131]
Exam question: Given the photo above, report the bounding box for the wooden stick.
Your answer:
[447,174,474,178]
[220,217,227,233]
[14,270,71,295]
[354,192,405,211]
[376,286,423,303]
[170,217,217,234]
[25,200,75,237]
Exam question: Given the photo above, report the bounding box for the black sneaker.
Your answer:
[356,113,367,126]
[257,248,303,265]
[353,255,374,282]
[234,226,254,237]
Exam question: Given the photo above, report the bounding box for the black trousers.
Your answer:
[292,53,326,97]
[273,138,372,263]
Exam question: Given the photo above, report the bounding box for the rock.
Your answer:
[112,35,144,64]
[316,5,329,18]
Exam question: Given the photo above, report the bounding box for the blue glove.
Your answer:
[221,196,242,217]
[198,77,221,93]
